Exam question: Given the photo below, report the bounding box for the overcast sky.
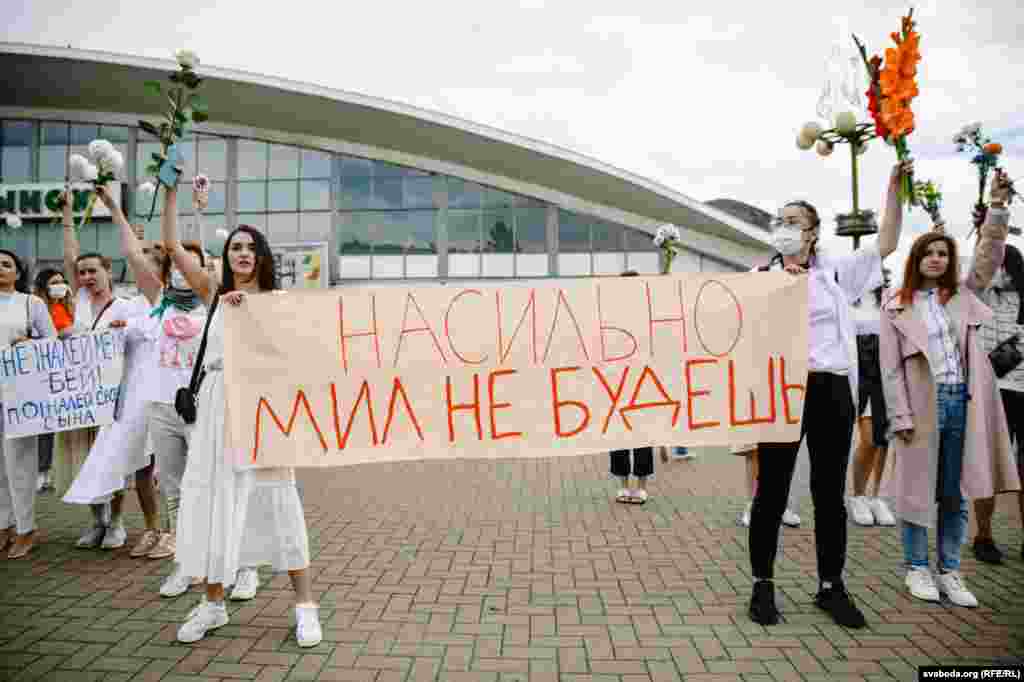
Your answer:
[5,0,1023,266]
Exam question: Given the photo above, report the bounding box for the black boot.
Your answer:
[973,538,1004,564]
[749,580,780,625]
[815,581,866,629]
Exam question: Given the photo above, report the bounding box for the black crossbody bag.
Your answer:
[175,294,219,425]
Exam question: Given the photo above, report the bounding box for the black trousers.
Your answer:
[610,447,654,479]
[750,372,855,581]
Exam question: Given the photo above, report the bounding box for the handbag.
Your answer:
[174,294,219,425]
[989,333,1022,379]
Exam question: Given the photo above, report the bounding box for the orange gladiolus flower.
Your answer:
[984,142,1003,155]
[878,15,921,140]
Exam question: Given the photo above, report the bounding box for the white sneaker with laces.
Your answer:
[848,496,875,526]
[869,498,896,526]
[177,598,229,643]
[905,567,939,602]
[936,571,978,608]
[295,605,323,647]
[161,565,200,598]
[76,525,106,548]
[738,501,752,528]
[101,524,127,550]
[230,567,260,601]
[782,508,801,528]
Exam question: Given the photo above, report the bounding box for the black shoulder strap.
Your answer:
[187,294,220,394]
[758,253,783,272]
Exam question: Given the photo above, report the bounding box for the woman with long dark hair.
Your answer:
[162,185,320,647]
[747,161,908,629]
[0,249,57,558]
[880,173,1020,607]
[972,237,1024,565]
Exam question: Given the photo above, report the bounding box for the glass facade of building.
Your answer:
[0,118,743,284]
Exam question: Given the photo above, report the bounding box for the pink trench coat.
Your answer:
[879,223,1021,529]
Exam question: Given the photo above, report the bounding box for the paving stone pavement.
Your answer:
[2,448,1023,682]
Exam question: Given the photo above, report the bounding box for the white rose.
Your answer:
[137,181,156,197]
[215,228,229,239]
[816,140,834,157]
[834,111,857,135]
[88,139,115,164]
[83,163,99,183]
[175,49,199,69]
[653,233,666,247]
[107,150,125,177]
[666,225,681,242]
[799,122,823,143]
[68,154,91,182]
[4,214,22,229]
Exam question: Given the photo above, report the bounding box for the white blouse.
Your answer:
[916,289,964,384]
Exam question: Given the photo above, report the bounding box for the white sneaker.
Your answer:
[936,571,978,608]
[160,565,200,598]
[738,501,752,527]
[848,496,875,526]
[177,598,229,643]
[782,508,801,528]
[295,605,323,647]
[905,567,939,602]
[869,498,896,526]
[76,525,106,548]
[230,568,260,601]
[101,524,127,550]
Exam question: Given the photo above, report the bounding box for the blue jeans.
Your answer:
[902,383,969,571]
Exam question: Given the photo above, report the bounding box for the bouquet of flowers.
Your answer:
[653,224,682,274]
[67,139,125,230]
[913,179,943,227]
[953,122,1009,211]
[138,49,209,220]
[854,9,920,205]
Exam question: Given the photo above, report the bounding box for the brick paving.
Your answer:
[2,448,1022,681]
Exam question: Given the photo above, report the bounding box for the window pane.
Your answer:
[137,141,162,180]
[516,207,547,253]
[237,140,267,180]
[299,212,332,242]
[447,211,480,253]
[339,255,371,279]
[407,211,437,254]
[372,177,403,210]
[624,227,658,252]
[339,156,372,178]
[592,220,620,252]
[197,137,227,180]
[516,254,549,277]
[406,255,438,278]
[373,255,403,278]
[40,122,69,145]
[558,253,590,276]
[37,223,63,262]
[339,176,371,210]
[482,210,515,253]
[627,252,660,275]
[97,223,119,263]
[448,178,481,209]
[404,177,434,209]
[557,210,589,253]
[482,253,514,278]
[339,215,372,254]
[481,186,517,209]
[236,212,266,230]
[39,146,67,181]
[267,212,299,243]
[301,149,332,178]
[269,144,299,179]
[448,253,479,278]
[69,123,98,145]
[100,125,131,143]
[238,181,266,211]
[300,180,330,211]
[594,252,625,275]
[1,147,30,182]
[268,180,298,211]
[375,160,425,178]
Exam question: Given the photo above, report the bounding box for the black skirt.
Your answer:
[856,334,889,447]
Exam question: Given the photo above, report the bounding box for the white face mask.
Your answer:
[771,227,804,256]
[48,283,69,299]
[170,270,190,290]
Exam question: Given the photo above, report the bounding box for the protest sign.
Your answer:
[1,330,126,438]
[224,273,809,468]
[272,242,329,290]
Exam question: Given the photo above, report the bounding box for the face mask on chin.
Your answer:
[771,227,804,256]
[48,283,69,299]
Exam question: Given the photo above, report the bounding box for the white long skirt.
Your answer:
[176,369,309,584]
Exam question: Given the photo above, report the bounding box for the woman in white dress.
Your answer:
[60,186,161,551]
[0,249,58,558]
[161,184,321,647]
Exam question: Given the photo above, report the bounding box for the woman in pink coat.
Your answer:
[880,173,1020,609]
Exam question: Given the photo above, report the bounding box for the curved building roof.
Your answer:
[0,42,772,264]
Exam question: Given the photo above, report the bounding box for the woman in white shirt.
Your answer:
[0,249,58,558]
[747,161,908,629]
[848,269,896,527]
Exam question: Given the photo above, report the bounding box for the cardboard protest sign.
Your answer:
[1,330,127,438]
[224,273,808,468]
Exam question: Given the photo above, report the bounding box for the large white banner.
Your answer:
[225,273,809,468]
[1,330,127,438]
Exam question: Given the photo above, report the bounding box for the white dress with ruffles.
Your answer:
[175,304,309,584]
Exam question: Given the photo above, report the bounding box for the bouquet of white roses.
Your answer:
[653,224,682,274]
[66,139,125,231]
